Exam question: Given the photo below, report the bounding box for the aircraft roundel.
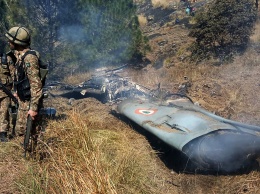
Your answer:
[135,108,157,115]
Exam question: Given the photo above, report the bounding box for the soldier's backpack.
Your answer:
[21,50,48,86]
[15,50,48,101]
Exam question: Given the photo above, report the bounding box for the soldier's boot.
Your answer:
[0,132,8,142]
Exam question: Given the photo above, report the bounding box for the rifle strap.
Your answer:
[21,50,48,82]
[21,50,38,61]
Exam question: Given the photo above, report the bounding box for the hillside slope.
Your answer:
[135,0,260,126]
[0,0,259,193]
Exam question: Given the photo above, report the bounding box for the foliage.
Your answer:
[71,0,149,70]
[2,0,27,27]
[1,0,149,78]
[17,0,80,71]
[0,0,7,53]
[189,0,257,62]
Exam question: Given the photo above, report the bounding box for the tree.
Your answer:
[75,0,149,69]
[23,0,80,71]
[4,0,28,26]
[189,0,257,62]
[3,0,149,78]
[0,0,8,53]
[5,0,84,74]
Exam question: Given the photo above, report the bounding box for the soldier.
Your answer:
[5,26,43,137]
[0,51,15,142]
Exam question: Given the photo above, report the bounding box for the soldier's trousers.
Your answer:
[15,100,42,136]
[0,96,10,133]
[15,100,30,136]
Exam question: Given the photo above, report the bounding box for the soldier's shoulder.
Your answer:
[24,50,40,59]
[25,53,38,59]
[24,51,39,64]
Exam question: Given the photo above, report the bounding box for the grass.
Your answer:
[251,20,260,42]
[138,14,148,27]
[151,0,179,8]
[13,107,166,194]
[0,139,30,193]
[1,97,259,194]
[63,72,92,85]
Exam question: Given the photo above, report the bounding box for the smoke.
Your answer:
[55,2,138,72]
[58,25,85,43]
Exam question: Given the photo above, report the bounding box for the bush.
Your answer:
[189,0,257,62]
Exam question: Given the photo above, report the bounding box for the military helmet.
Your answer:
[5,26,31,46]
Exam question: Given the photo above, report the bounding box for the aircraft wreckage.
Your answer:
[47,67,260,174]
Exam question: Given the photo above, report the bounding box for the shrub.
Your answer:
[189,0,257,62]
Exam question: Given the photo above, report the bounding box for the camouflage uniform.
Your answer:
[5,26,43,136]
[14,49,43,136]
[0,54,14,135]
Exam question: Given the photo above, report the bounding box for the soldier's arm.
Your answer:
[24,54,43,112]
[7,55,15,84]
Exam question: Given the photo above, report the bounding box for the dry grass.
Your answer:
[138,14,148,27]
[151,0,179,8]
[0,137,53,193]
[175,173,260,194]
[133,0,146,4]
[251,21,260,42]
[63,72,92,85]
[1,97,259,194]
[14,104,168,194]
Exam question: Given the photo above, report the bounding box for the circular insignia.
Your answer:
[27,68,32,75]
[135,108,157,115]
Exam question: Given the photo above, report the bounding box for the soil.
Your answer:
[135,0,260,127]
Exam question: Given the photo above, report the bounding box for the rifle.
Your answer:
[0,82,35,157]
[0,76,32,157]
[0,52,18,103]
[0,82,19,137]
[23,94,51,158]
[0,82,18,105]
[23,115,33,157]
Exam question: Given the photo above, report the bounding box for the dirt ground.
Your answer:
[135,0,260,126]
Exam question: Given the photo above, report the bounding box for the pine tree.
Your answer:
[189,0,257,62]
[3,0,149,77]
[77,0,149,69]
[0,0,7,53]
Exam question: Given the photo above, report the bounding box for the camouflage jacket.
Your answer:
[0,53,14,97]
[14,49,43,111]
